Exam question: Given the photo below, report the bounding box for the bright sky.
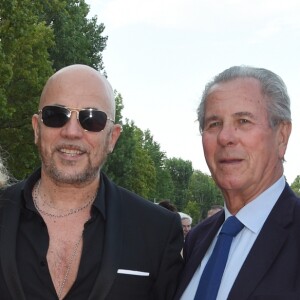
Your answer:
[86,0,300,184]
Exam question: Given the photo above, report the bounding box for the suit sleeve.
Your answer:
[150,213,184,300]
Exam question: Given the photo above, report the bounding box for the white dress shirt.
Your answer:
[180,176,285,300]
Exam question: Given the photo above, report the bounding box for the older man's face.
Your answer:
[182,218,191,238]
[202,78,290,203]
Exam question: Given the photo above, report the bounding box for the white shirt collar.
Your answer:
[224,176,285,234]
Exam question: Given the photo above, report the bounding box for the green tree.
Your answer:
[143,130,174,200]
[187,170,223,220]
[0,0,54,178]
[41,0,107,71]
[0,0,107,178]
[104,120,156,199]
[291,175,300,196]
[184,200,201,226]
[104,93,174,201]
[113,91,124,124]
[0,42,13,119]
[165,158,193,211]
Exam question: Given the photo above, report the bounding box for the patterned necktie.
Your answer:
[194,216,244,300]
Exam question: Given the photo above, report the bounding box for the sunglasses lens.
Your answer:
[79,110,108,132]
[41,106,69,128]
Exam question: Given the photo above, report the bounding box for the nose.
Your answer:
[60,111,84,139]
[217,123,238,146]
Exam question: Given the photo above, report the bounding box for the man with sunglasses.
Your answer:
[0,64,183,300]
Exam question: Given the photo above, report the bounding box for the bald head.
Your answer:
[32,64,122,185]
[40,64,116,119]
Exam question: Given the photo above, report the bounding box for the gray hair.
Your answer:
[197,65,291,133]
[0,154,9,188]
[178,212,193,223]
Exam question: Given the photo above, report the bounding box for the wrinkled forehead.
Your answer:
[205,78,267,112]
[207,77,263,97]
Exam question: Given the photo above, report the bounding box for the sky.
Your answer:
[86,0,300,184]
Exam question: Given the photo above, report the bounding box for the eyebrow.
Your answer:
[204,115,220,123]
[233,111,256,120]
[53,104,100,110]
[205,111,256,121]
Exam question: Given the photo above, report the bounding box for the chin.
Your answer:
[216,177,244,191]
[47,165,97,184]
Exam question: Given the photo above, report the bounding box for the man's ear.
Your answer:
[277,121,292,160]
[32,114,40,145]
[108,124,122,153]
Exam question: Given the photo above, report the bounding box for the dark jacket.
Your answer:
[0,173,183,300]
[175,184,300,300]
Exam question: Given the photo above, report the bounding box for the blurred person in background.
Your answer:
[0,150,10,188]
[207,205,223,218]
[179,212,193,240]
[158,200,178,212]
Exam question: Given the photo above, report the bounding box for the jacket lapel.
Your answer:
[228,184,295,299]
[174,212,224,299]
[88,174,123,300]
[0,182,26,300]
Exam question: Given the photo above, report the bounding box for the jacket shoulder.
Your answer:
[102,172,179,222]
[0,181,25,206]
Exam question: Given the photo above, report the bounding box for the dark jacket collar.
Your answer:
[0,172,123,300]
[174,183,298,300]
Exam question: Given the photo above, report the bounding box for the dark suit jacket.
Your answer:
[0,173,183,300]
[174,183,300,300]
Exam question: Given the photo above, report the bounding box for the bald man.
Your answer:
[0,65,183,300]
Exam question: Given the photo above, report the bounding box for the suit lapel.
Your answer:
[0,182,26,300]
[88,174,123,300]
[228,184,295,299]
[174,213,224,299]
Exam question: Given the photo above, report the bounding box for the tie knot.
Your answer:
[220,216,244,237]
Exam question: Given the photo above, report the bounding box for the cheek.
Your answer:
[38,129,59,152]
[242,134,278,175]
[250,132,276,157]
[89,135,109,155]
[202,136,216,159]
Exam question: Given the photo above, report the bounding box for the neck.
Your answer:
[33,178,99,218]
[223,175,282,215]
[37,176,100,210]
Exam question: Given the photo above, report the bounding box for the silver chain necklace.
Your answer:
[57,234,82,300]
[32,179,90,299]
[33,179,96,218]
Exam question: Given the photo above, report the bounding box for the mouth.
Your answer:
[57,146,86,157]
[219,158,243,164]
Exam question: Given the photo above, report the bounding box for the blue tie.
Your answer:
[194,216,244,300]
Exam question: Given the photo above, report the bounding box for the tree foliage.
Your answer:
[0,0,54,178]
[165,158,194,211]
[142,130,174,200]
[0,0,107,178]
[184,201,201,226]
[39,0,107,71]
[186,170,223,222]
[1,0,227,225]
[291,175,300,196]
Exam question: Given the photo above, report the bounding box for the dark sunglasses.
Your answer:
[38,105,114,132]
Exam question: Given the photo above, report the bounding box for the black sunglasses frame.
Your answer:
[38,105,115,132]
